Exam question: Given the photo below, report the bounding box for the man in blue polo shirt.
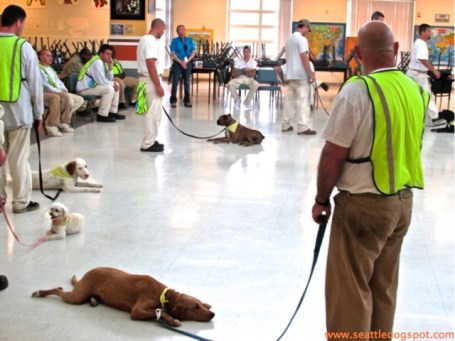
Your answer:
[170,24,196,108]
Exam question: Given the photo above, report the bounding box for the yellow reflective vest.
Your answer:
[346,70,429,195]
[0,35,26,102]
[77,55,106,88]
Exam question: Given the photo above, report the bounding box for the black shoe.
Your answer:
[184,102,192,108]
[170,103,177,108]
[0,275,8,291]
[109,112,126,120]
[154,141,164,148]
[118,103,127,109]
[13,201,40,214]
[140,143,164,152]
[96,114,116,123]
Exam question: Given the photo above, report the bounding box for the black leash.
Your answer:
[162,106,225,139]
[276,215,328,341]
[155,310,214,341]
[33,123,62,201]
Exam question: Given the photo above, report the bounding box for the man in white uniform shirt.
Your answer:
[282,19,316,135]
[406,23,444,125]
[136,18,166,152]
[227,45,259,110]
[76,44,124,123]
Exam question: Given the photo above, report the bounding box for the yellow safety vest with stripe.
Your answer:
[112,59,124,77]
[345,70,429,195]
[0,35,26,102]
[39,64,58,89]
[77,55,107,88]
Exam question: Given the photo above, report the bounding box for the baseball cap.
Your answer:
[298,19,312,31]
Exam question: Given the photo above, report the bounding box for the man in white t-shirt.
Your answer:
[282,19,316,135]
[136,18,166,152]
[227,45,259,110]
[407,23,443,125]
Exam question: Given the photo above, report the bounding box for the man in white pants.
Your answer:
[137,18,166,152]
[76,44,124,123]
[0,5,42,213]
[406,23,445,126]
[227,45,259,110]
[281,19,316,135]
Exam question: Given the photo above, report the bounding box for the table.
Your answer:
[191,67,218,103]
[314,62,350,87]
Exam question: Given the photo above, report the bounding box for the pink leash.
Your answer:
[0,200,47,249]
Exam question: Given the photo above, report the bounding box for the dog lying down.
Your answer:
[207,114,265,146]
[32,267,215,327]
[32,158,102,193]
[46,202,84,241]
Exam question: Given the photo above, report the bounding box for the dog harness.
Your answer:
[48,166,72,178]
[226,121,239,133]
[51,216,69,227]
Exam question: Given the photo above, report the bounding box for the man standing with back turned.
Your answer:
[136,18,166,152]
[312,22,430,340]
[0,5,43,213]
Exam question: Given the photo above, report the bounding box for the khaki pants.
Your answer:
[282,79,312,133]
[326,190,413,341]
[44,92,72,126]
[115,76,139,104]
[227,77,260,105]
[0,128,32,210]
[79,84,119,117]
[67,93,85,114]
[140,76,162,149]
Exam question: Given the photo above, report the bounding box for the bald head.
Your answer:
[355,21,398,74]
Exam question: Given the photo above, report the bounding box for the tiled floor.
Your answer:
[0,82,454,341]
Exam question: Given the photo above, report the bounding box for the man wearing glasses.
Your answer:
[170,24,196,108]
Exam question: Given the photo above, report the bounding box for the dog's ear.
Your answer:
[60,203,69,216]
[227,114,232,119]
[203,303,212,309]
[66,161,77,176]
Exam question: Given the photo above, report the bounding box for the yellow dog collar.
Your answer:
[160,287,170,308]
[48,166,72,178]
[226,121,238,133]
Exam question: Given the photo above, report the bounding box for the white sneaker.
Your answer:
[60,123,74,133]
[234,100,241,110]
[46,126,63,137]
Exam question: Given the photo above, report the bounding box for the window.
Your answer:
[348,0,415,53]
[227,0,283,59]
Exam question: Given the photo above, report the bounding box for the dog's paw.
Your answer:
[90,297,99,307]
[94,183,103,188]
[31,290,41,297]
[92,188,102,193]
[173,319,182,327]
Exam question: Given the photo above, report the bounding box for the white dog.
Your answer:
[46,202,85,240]
[32,158,102,193]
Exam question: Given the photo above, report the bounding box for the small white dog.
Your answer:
[32,158,102,193]
[46,202,85,241]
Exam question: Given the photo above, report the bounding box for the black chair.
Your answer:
[67,73,100,122]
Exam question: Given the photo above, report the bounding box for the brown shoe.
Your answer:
[297,129,317,135]
[281,126,294,132]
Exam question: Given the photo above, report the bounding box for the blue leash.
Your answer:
[156,309,214,341]
[276,215,328,340]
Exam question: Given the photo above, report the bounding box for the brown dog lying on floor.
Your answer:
[32,267,215,327]
[207,114,265,146]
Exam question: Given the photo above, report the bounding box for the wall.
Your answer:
[172,0,226,43]
[293,0,347,23]
[416,0,454,26]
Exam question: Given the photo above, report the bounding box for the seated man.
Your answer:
[227,45,259,110]
[38,48,84,137]
[112,51,138,109]
[76,44,125,123]
[58,47,92,80]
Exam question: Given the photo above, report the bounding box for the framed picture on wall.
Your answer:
[110,0,145,20]
[413,25,454,66]
[111,23,125,35]
[292,22,347,61]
